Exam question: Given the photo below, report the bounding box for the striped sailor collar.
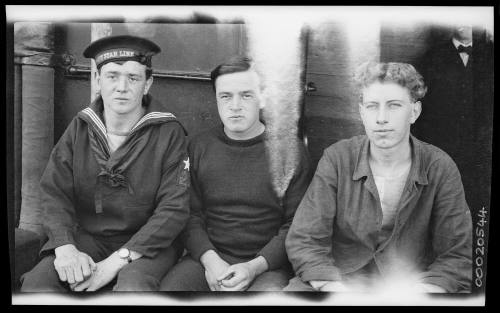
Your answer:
[77,94,179,137]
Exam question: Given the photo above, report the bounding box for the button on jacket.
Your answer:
[285,135,472,292]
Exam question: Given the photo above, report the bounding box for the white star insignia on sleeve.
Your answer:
[183,157,190,171]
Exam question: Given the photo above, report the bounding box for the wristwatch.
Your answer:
[118,248,133,263]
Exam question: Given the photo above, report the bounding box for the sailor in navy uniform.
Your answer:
[21,35,190,292]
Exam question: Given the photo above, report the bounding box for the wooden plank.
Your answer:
[19,65,54,236]
[305,115,365,165]
[380,22,433,64]
[148,77,220,138]
[14,64,22,227]
[111,23,246,73]
[306,60,352,76]
[304,95,362,122]
[305,72,353,98]
[56,22,92,67]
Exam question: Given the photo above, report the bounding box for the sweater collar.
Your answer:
[215,124,266,147]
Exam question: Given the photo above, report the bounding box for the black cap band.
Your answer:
[83,35,160,69]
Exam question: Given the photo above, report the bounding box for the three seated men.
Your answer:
[20,34,473,293]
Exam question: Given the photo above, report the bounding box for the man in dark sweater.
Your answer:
[160,56,312,291]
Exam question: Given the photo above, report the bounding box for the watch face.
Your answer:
[118,248,129,258]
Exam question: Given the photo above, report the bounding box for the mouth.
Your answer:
[229,115,244,119]
[374,129,393,133]
[114,98,129,101]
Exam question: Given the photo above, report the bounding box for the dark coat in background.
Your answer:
[413,32,494,218]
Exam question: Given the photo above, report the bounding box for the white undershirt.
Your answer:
[373,163,411,230]
[106,133,127,154]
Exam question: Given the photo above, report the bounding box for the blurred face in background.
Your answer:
[454,24,473,44]
[215,70,265,140]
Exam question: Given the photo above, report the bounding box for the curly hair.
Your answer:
[353,61,427,102]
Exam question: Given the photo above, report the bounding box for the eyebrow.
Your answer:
[103,70,142,77]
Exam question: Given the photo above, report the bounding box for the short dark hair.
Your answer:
[98,60,153,80]
[353,61,427,102]
[210,55,253,91]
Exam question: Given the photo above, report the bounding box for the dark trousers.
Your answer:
[159,254,291,291]
[20,229,181,292]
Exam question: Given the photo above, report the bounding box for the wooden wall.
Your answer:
[53,23,246,141]
[302,21,461,168]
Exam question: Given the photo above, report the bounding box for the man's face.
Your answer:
[97,60,153,116]
[359,81,421,151]
[215,70,264,140]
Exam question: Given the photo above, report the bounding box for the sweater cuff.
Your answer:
[186,232,217,262]
[300,265,342,282]
[256,239,287,271]
[40,228,75,256]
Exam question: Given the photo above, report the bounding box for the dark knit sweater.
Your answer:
[183,125,312,270]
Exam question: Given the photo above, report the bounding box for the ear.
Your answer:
[257,87,266,109]
[258,94,266,109]
[144,76,153,95]
[358,102,365,118]
[410,101,422,124]
[95,71,101,92]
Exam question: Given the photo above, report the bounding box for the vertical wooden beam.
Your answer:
[7,21,16,290]
[90,23,112,102]
[14,22,55,236]
[14,64,22,227]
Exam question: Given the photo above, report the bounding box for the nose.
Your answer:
[116,75,129,92]
[229,96,242,111]
[376,106,388,125]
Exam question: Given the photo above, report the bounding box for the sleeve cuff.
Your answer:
[300,265,342,282]
[257,240,287,271]
[418,273,465,293]
[186,234,216,262]
[40,228,75,256]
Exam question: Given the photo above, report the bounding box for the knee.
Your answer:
[113,268,159,291]
[248,278,286,291]
[20,256,65,292]
[159,258,207,291]
[247,270,291,291]
[159,265,192,291]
